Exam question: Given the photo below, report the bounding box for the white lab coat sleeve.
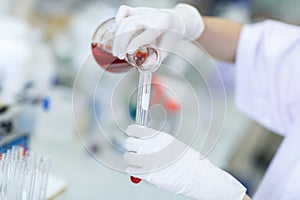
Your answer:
[235,20,300,136]
[253,116,300,199]
[281,122,300,199]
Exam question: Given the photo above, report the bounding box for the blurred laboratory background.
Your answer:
[0,0,299,199]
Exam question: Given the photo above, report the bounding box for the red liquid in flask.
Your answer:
[91,43,133,73]
[91,43,149,73]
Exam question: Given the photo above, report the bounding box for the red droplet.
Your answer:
[130,176,142,184]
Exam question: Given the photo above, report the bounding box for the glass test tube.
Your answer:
[136,72,152,126]
[0,146,51,200]
[131,45,159,184]
[37,157,51,200]
[131,72,153,184]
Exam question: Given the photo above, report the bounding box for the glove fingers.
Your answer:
[157,31,183,61]
[127,28,162,54]
[125,124,159,138]
[112,18,144,59]
[123,152,143,167]
[124,152,160,173]
[124,133,174,154]
[124,136,189,171]
[125,167,149,180]
[115,5,134,22]
[124,137,143,152]
[116,6,152,22]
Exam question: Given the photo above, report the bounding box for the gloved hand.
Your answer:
[112,4,204,61]
[124,124,246,200]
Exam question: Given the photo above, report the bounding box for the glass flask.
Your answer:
[91,18,160,73]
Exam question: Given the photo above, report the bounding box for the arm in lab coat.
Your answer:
[196,17,300,199]
[235,20,300,135]
[235,21,300,198]
[198,17,300,135]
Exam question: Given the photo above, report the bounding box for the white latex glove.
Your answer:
[112,4,204,60]
[124,124,246,200]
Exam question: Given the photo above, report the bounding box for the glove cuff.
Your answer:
[183,158,247,200]
[173,3,204,40]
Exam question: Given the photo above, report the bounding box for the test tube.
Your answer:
[0,158,4,199]
[7,159,16,199]
[136,72,152,126]
[0,147,51,200]
[130,72,153,184]
[131,45,160,184]
[37,157,51,200]
[26,151,37,200]
[15,160,26,200]
[23,168,35,200]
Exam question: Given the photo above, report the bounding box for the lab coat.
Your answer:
[235,20,300,199]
